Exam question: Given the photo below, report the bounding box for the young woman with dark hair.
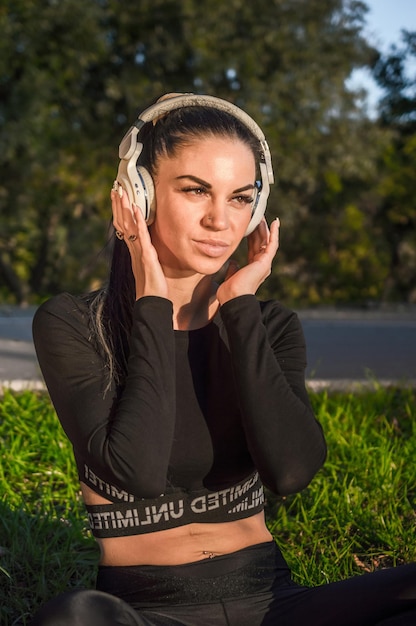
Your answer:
[31,94,416,625]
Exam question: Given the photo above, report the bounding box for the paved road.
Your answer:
[0,306,415,391]
[0,308,42,391]
[300,311,416,390]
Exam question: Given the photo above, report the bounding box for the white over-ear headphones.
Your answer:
[116,93,274,236]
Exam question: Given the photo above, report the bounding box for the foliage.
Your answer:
[371,31,416,301]
[0,0,115,303]
[1,388,415,624]
[373,30,416,130]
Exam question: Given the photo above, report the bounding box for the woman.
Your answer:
[31,93,416,625]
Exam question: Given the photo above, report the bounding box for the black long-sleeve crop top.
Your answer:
[32,293,326,537]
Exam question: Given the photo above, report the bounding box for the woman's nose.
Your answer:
[202,198,229,230]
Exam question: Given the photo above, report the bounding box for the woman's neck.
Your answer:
[165,275,218,331]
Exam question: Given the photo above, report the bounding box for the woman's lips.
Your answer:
[193,239,230,258]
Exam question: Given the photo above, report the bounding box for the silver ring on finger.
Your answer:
[128,234,137,242]
[115,230,124,240]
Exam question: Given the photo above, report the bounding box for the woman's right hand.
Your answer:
[111,184,169,301]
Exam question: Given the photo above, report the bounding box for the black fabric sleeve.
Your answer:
[32,294,176,498]
[219,295,326,496]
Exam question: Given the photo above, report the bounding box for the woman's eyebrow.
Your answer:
[175,175,256,194]
[233,184,256,194]
[175,175,212,188]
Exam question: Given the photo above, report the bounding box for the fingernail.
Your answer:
[118,186,123,198]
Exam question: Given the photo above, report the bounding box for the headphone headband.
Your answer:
[116,93,274,234]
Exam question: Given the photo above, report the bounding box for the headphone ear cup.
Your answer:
[244,162,270,236]
[245,193,267,236]
[116,152,156,224]
[136,166,155,225]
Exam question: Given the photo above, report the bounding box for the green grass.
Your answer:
[1,387,415,625]
[0,391,99,625]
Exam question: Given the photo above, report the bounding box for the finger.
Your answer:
[268,217,280,251]
[119,186,137,234]
[111,181,126,232]
[259,217,279,261]
[131,203,153,247]
[257,217,270,245]
[111,190,123,234]
[247,218,271,262]
[112,185,138,240]
[248,218,267,248]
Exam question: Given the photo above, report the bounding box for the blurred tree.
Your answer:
[0,0,114,303]
[374,30,416,131]
[0,0,387,304]
[372,31,416,301]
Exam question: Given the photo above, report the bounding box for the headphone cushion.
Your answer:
[137,166,155,224]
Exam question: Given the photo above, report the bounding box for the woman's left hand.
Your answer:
[216,217,280,305]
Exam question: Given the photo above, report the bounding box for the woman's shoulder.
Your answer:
[258,299,306,356]
[35,291,101,316]
[218,294,301,332]
[259,297,303,327]
[259,298,298,321]
[218,295,303,344]
[33,291,102,336]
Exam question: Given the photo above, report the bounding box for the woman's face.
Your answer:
[149,136,257,277]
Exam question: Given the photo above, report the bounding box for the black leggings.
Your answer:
[29,542,416,625]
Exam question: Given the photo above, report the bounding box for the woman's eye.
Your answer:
[182,186,207,195]
[233,194,255,205]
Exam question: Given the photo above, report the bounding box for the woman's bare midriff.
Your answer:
[81,482,273,566]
